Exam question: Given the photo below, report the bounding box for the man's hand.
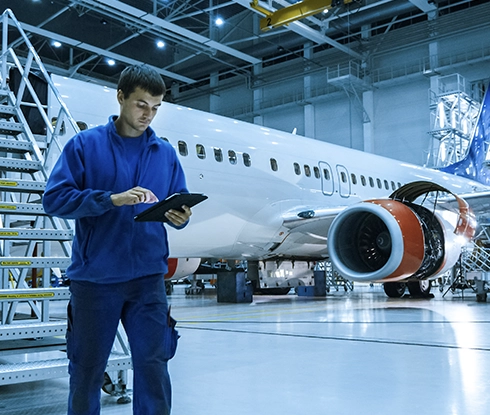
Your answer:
[165,205,192,226]
[111,186,159,207]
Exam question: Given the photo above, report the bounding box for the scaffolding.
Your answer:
[426,74,481,168]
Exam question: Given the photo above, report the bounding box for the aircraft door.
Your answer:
[336,164,351,198]
[319,162,334,196]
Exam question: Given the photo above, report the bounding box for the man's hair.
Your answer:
[117,65,166,98]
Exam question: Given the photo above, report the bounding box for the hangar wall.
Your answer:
[175,4,490,167]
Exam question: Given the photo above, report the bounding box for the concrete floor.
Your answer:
[1,283,490,415]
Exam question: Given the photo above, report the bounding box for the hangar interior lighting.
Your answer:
[156,40,165,48]
[107,59,116,66]
[52,41,62,48]
[215,17,224,26]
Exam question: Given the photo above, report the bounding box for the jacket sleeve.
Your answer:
[42,135,115,219]
[166,150,190,230]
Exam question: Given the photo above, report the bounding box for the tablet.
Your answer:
[134,193,208,222]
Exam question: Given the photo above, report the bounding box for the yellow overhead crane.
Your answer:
[250,0,354,31]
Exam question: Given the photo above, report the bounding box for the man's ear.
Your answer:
[116,89,125,105]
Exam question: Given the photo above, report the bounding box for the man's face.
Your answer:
[116,87,163,137]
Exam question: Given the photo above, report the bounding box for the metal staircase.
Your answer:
[0,8,131,395]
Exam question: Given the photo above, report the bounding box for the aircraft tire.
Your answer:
[383,282,406,298]
[407,280,432,297]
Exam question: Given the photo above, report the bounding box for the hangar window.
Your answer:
[376,178,382,189]
[323,169,330,180]
[270,158,278,171]
[391,181,396,191]
[384,180,389,190]
[196,144,206,159]
[351,174,357,185]
[369,177,374,187]
[214,148,223,162]
[228,150,237,165]
[178,141,188,156]
[313,166,320,179]
[304,165,311,177]
[243,153,251,167]
[294,163,301,175]
[361,175,366,186]
[340,171,347,183]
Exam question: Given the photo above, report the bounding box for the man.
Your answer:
[43,65,191,415]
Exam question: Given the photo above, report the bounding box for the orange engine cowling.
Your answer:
[327,197,474,283]
[164,258,201,280]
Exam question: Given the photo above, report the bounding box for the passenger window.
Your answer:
[270,158,278,171]
[376,178,382,189]
[397,182,402,188]
[351,174,357,185]
[294,163,301,175]
[323,169,330,180]
[391,181,396,191]
[228,150,237,165]
[369,177,374,187]
[196,144,206,159]
[361,175,366,186]
[77,121,88,131]
[313,167,320,179]
[304,165,311,177]
[243,153,251,167]
[214,148,223,162]
[341,172,347,183]
[384,180,389,190]
[178,141,188,156]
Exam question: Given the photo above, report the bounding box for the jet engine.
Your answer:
[327,182,475,284]
[164,257,201,280]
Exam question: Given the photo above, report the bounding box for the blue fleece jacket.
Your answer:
[42,116,189,283]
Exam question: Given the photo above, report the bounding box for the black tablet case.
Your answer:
[134,193,208,222]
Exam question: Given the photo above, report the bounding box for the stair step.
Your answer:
[0,257,72,270]
[0,104,16,119]
[0,228,73,241]
[0,120,24,136]
[0,337,67,357]
[0,178,46,193]
[0,321,67,341]
[0,202,46,216]
[0,288,70,303]
[0,157,42,173]
[0,138,34,153]
[0,353,132,386]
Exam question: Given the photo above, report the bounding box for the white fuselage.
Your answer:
[49,75,488,261]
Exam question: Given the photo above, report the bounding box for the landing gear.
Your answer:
[185,276,205,295]
[383,282,406,298]
[165,281,174,296]
[407,280,432,297]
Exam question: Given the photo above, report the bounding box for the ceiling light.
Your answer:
[52,41,62,48]
[156,40,165,48]
[107,59,116,66]
[215,17,224,26]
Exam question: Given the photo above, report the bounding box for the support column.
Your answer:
[362,90,374,153]
[303,42,315,138]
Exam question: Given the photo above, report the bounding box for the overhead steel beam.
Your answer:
[235,0,362,60]
[16,22,196,84]
[92,0,261,64]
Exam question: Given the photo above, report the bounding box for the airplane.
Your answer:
[47,74,490,299]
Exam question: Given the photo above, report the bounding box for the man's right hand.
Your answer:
[110,186,159,207]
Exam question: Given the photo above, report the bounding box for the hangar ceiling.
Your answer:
[2,0,489,95]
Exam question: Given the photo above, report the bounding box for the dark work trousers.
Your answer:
[66,274,172,415]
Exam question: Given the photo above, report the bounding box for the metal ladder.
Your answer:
[0,9,132,396]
